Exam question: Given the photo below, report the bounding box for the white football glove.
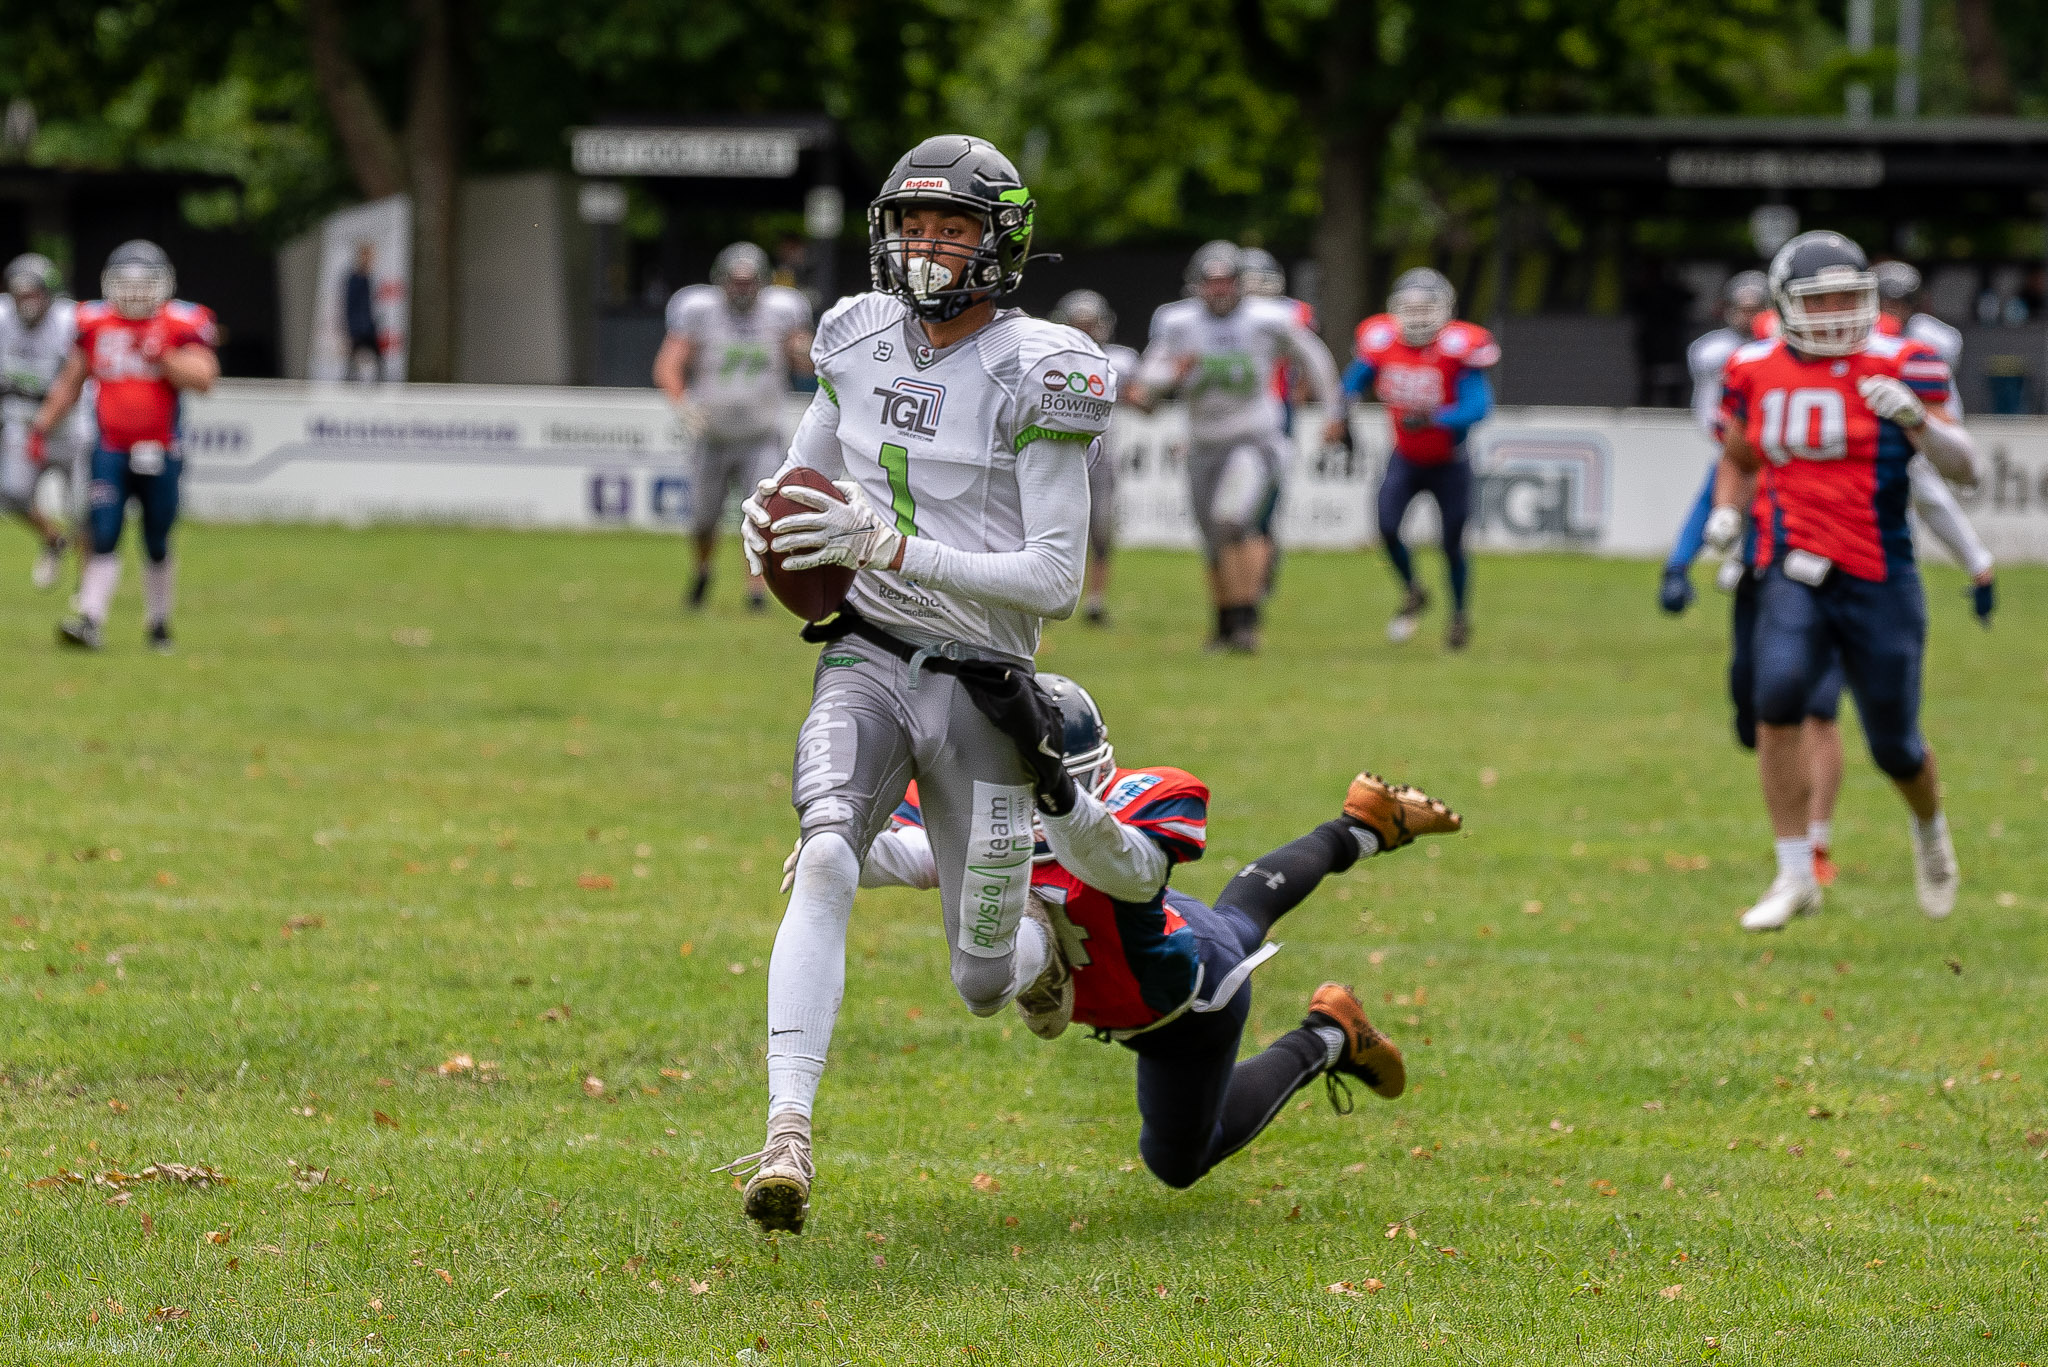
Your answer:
[1703,505,1744,555]
[769,480,904,573]
[739,476,777,577]
[673,397,709,442]
[1857,375,1926,430]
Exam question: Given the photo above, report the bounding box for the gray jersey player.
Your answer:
[718,135,1111,1236]
[1050,288,1140,625]
[655,242,814,611]
[0,255,80,590]
[1135,242,1341,652]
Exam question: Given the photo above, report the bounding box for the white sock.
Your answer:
[1346,825,1382,860]
[1311,1024,1344,1068]
[143,557,174,626]
[1913,811,1947,843]
[79,553,121,623]
[1808,819,1832,851]
[1775,836,1814,883]
[1004,914,1051,1000]
[764,833,857,1121]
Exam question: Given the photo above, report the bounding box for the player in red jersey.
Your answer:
[1705,231,1982,932]
[32,241,218,652]
[847,670,1461,1190]
[1341,269,1499,650]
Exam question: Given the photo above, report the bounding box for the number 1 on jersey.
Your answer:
[878,442,917,535]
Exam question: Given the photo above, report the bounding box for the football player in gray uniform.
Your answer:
[1136,242,1342,652]
[0,255,79,590]
[655,242,813,612]
[717,135,1112,1234]
[1050,289,1142,625]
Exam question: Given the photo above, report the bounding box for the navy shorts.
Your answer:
[87,443,183,562]
[1751,562,1927,780]
[1728,569,1843,749]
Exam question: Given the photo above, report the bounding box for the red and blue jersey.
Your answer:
[1719,333,1951,582]
[73,300,218,454]
[1346,316,1500,464]
[893,765,1210,1032]
[1269,298,1319,407]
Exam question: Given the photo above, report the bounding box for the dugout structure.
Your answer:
[1426,117,2048,414]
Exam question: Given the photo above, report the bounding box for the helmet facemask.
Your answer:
[1777,270,1876,357]
[869,191,1031,323]
[1390,287,1451,345]
[105,264,172,320]
[7,278,50,328]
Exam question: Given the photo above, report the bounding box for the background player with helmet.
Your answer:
[0,253,82,592]
[716,134,1111,1235]
[850,665,1459,1192]
[31,240,218,653]
[1342,268,1499,651]
[1134,241,1342,653]
[1048,289,1142,626]
[1706,230,1982,933]
[655,242,814,613]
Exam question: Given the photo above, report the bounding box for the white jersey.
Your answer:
[664,284,812,439]
[1137,296,1337,442]
[0,295,78,430]
[1104,342,1142,394]
[1687,326,1744,439]
[794,292,1112,660]
[1905,313,1962,367]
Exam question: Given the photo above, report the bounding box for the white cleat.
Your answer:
[1013,895,1074,1041]
[32,542,63,592]
[1739,872,1823,932]
[716,1111,814,1233]
[1386,585,1427,644]
[1911,820,1959,920]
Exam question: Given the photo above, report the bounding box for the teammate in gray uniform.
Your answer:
[0,255,80,590]
[1050,289,1142,625]
[654,242,813,612]
[1135,242,1341,652]
[716,135,1112,1235]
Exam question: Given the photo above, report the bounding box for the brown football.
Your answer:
[762,467,857,622]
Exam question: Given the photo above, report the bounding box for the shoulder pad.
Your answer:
[1730,337,1780,366]
[1354,314,1399,356]
[1863,332,1909,359]
[1438,321,1499,367]
[813,292,907,366]
[1102,765,1209,813]
[1006,319,1114,438]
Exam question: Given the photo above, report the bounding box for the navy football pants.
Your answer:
[1728,569,1843,750]
[1377,452,1472,611]
[1123,819,1366,1188]
[1751,563,1927,780]
[87,445,182,563]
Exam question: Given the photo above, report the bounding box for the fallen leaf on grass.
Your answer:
[1643,1100,1664,1112]
[374,1111,399,1130]
[581,1075,605,1098]
[288,1160,328,1191]
[1815,1187,1836,1200]
[434,1268,453,1285]
[148,1306,189,1321]
[205,1229,231,1245]
[971,1173,1000,1194]
[107,1099,130,1114]
[279,915,326,937]
[576,873,615,891]
[1659,1285,1683,1300]
[1808,1106,1833,1119]
[688,1278,710,1295]
[139,1212,155,1237]
[30,1170,86,1188]
[438,1054,476,1076]
[538,1004,571,1023]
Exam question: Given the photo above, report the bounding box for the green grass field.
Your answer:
[0,525,2043,1365]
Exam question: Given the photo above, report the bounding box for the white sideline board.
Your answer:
[178,380,2048,564]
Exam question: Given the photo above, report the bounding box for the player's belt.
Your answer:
[799,605,1017,690]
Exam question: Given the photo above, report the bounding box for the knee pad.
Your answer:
[788,832,859,910]
[953,955,1015,1017]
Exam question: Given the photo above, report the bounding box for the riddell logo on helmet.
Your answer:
[899,178,949,191]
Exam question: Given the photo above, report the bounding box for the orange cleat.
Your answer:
[1306,982,1406,1106]
[1812,847,1839,888]
[1343,772,1461,851]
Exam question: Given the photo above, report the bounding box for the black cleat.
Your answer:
[147,621,174,654]
[1083,601,1108,626]
[57,614,102,651]
[746,592,767,614]
[1445,611,1471,652]
[686,569,711,611]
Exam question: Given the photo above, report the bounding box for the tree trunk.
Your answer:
[404,0,460,383]
[1954,0,2014,115]
[1314,127,1376,356]
[300,0,407,199]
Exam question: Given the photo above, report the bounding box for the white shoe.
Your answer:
[1013,895,1074,1041]
[1739,872,1822,932]
[32,541,63,591]
[1911,819,1958,920]
[716,1111,813,1233]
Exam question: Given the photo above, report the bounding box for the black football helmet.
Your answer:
[868,135,1035,322]
[1768,230,1876,357]
[103,239,175,320]
[1389,267,1454,346]
[712,241,769,311]
[1037,672,1115,797]
[1050,288,1115,345]
[4,252,61,327]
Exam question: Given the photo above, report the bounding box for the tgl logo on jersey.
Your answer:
[873,377,945,437]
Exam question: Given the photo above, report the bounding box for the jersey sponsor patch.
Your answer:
[1101,771,1164,812]
[958,779,1035,959]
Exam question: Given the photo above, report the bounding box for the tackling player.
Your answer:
[859,669,1460,1190]
[655,242,813,612]
[32,241,218,652]
[1135,242,1342,653]
[717,135,1111,1234]
[1706,231,1982,932]
[1,254,79,590]
[1342,269,1499,650]
[1873,261,1963,364]
[1048,289,1141,626]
